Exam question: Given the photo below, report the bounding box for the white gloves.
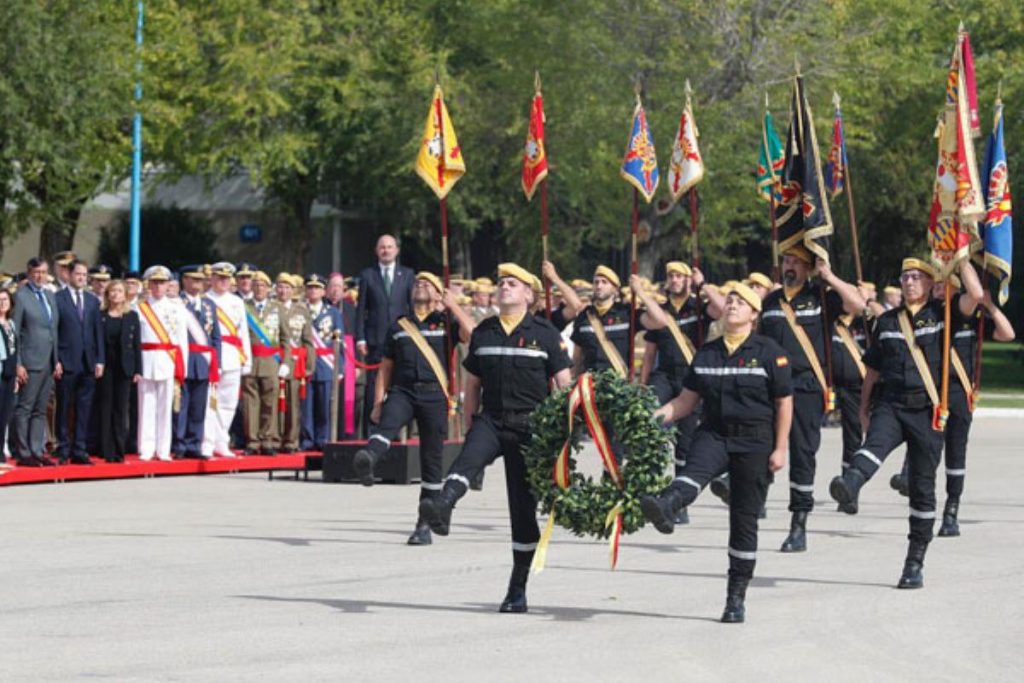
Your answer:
[278,364,291,379]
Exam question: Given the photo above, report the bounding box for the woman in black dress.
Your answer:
[0,288,17,468]
[98,280,142,462]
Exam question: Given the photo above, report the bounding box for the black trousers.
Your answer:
[836,384,863,471]
[663,428,771,580]
[97,371,132,461]
[943,391,971,501]
[649,371,699,474]
[788,388,825,513]
[0,375,15,461]
[55,369,96,459]
[849,399,944,544]
[366,386,447,501]
[361,346,382,438]
[173,378,209,455]
[445,412,538,567]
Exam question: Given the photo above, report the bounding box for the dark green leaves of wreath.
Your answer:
[525,370,676,538]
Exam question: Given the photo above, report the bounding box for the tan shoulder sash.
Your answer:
[835,322,866,380]
[779,300,829,395]
[897,311,940,408]
[586,310,628,378]
[397,318,450,399]
[664,313,696,365]
[949,348,976,413]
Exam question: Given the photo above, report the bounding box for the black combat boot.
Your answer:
[709,475,731,506]
[469,471,485,491]
[640,486,688,535]
[352,448,378,487]
[499,565,530,613]
[889,472,909,497]
[418,482,464,536]
[673,506,690,525]
[407,519,432,546]
[897,541,928,589]
[720,575,749,623]
[780,511,808,553]
[937,499,960,537]
[830,468,867,515]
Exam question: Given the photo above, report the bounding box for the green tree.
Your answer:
[0,0,132,261]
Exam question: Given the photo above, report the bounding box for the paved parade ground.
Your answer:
[2,418,1021,681]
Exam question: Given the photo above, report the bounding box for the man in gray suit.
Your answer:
[13,257,61,467]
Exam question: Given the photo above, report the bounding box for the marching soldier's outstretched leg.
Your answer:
[641,430,728,534]
[938,405,971,537]
[780,389,824,552]
[830,400,905,514]
[353,390,415,487]
[408,393,448,545]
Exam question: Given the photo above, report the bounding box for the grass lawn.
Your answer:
[977,341,1024,407]
[978,341,1024,394]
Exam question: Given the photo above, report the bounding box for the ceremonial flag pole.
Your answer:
[619,86,660,381]
[522,71,551,317]
[777,65,837,411]
[669,79,706,343]
[415,80,466,413]
[825,91,864,283]
[928,25,985,430]
[758,93,785,283]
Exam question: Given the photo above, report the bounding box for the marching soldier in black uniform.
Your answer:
[640,261,710,524]
[831,309,869,510]
[569,265,669,377]
[353,272,474,545]
[641,281,792,623]
[757,244,865,552]
[888,274,1015,535]
[829,257,983,588]
[418,263,572,613]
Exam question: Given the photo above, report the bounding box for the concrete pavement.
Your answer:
[1,418,1021,681]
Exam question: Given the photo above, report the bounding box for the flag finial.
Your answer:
[534,70,542,94]
[958,20,966,33]
[832,90,841,109]
[996,79,1003,104]
[765,91,770,110]
[794,54,801,76]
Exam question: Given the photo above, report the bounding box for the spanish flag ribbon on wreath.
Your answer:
[415,85,466,199]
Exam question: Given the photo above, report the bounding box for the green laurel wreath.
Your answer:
[525,370,675,538]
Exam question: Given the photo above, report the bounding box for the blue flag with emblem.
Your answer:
[620,94,659,203]
[980,99,1013,305]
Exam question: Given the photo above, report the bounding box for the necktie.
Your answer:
[76,290,84,320]
[383,267,392,296]
[34,288,51,323]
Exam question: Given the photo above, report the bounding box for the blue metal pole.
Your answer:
[129,1,144,271]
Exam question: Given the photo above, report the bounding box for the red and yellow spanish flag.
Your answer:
[522,78,549,201]
[927,26,984,278]
[415,85,466,199]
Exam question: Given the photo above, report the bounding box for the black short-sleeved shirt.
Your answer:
[463,313,571,415]
[683,333,792,431]
[760,281,844,392]
[570,302,642,372]
[644,294,703,380]
[864,296,973,402]
[831,316,868,389]
[382,311,457,388]
[549,305,571,332]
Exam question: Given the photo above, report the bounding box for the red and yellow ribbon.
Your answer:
[535,372,626,573]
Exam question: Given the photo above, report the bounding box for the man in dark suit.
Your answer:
[355,234,413,437]
[54,260,104,464]
[12,257,61,466]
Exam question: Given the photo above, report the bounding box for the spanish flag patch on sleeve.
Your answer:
[776,356,789,367]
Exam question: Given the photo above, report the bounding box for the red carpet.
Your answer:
[0,452,313,487]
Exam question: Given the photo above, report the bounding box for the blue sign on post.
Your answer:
[239,224,262,243]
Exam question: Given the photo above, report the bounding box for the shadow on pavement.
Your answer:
[236,594,721,623]
[549,564,894,589]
